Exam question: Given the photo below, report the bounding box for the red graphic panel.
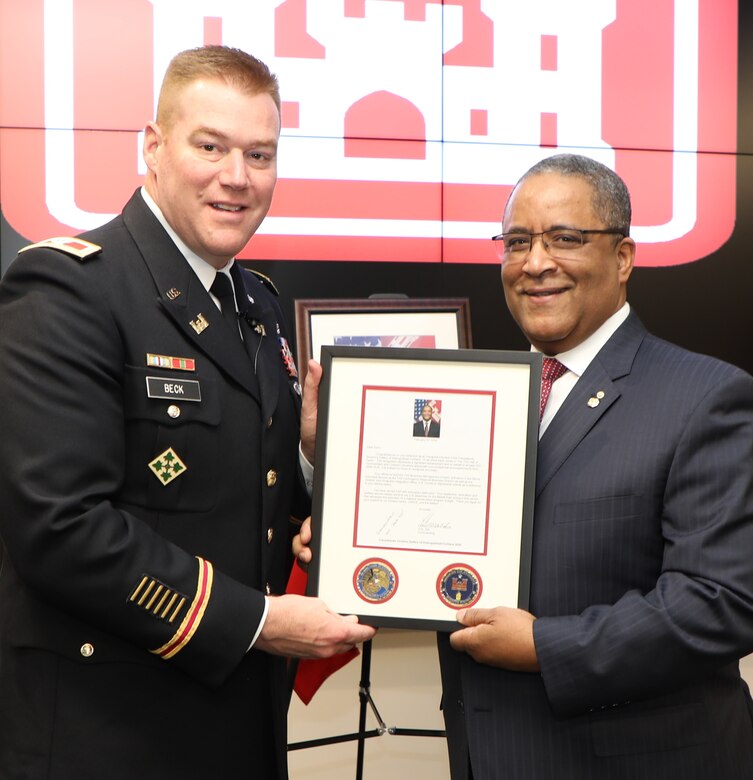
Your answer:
[0,0,739,267]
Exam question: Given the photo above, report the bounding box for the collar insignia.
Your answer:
[189,314,209,334]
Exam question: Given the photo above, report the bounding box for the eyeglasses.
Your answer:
[491,228,627,263]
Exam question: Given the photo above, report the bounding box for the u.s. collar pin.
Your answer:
[587,390,606,408]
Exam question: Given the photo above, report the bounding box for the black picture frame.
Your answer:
[308,345,540,632]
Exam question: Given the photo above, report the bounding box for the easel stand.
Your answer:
[287,639,445,779]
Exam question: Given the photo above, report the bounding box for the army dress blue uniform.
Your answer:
[0,190,308,779]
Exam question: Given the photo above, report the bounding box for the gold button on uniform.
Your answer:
[167,405,181,419]
[80,643,94,658]
[266,469,277,487]
[267,527,274,543]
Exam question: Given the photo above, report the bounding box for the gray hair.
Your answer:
[508,153,632,235]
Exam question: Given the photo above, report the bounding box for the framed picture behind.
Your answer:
[294,297,472,383]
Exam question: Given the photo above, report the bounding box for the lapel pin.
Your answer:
[166,288,181,300]
[189,314,209,334]
[587,397,600,408]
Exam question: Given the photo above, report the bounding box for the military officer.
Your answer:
[0,45,374,779]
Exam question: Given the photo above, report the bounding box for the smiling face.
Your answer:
[143,77,280,269]
[501,172,635,355]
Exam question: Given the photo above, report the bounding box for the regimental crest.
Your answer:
[437,564,482,609]
[279,336,298,379]
[353,559,398,604]
[148,447,187,485]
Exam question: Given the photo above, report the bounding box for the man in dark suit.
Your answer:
[0,46,374,779]
[413,403,441,437]
[438,154,753,779]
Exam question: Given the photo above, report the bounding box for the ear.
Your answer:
[616,235,636,284]
[142,121,163,174]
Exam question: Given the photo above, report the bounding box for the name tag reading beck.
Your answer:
[146,376,201,402]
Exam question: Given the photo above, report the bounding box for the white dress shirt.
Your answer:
[537,303,631,438]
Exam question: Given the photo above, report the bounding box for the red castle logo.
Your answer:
[0,0,738,267]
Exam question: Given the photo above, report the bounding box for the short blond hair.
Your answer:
[157,45,280,128]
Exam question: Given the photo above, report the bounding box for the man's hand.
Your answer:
[449,606,539,672]
[255,594,376,658]
[292,516,312,568]
[300,360,322,465]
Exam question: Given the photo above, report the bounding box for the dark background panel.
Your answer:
[738,0,753,155]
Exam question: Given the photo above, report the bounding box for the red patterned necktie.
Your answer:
[540,357,567,421]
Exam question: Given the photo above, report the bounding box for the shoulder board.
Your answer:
[247,268,279,296]
[18,237,102,262]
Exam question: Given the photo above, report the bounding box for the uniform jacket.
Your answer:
[439,312,753,780]
[0,191,309,779]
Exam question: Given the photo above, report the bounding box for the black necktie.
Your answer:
[210,272,240,340]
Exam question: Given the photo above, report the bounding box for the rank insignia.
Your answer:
[437,564,482,609]
[190,314,209,334]
[353,559,398,604]
[146,353,196,371]
[279,337,298,378]
[18,236,102,261]
[148,447,187,485]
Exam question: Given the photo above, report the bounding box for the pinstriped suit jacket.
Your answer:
[439,312,753,779]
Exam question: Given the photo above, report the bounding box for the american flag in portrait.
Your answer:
[333,335,437,348]
[413,398,442,423]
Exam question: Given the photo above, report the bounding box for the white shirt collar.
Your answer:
[139,187,234,292]
[533,302,631,377]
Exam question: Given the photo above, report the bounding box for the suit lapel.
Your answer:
[121,192,261,401]
[535,313,647,497]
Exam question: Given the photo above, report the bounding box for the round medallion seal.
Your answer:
[437,564,482,609]
[353,559,398,604]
